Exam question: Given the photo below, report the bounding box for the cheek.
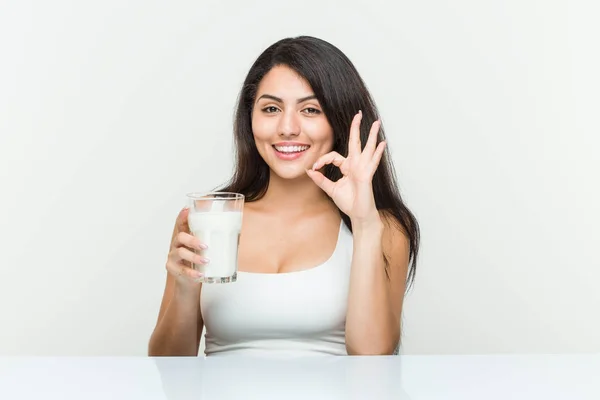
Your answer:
[251,119,274,161]
[251,116,274,142]
[323,133,335,153]
[307,121,334,147]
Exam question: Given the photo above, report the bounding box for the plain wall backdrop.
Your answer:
[0,0,598,356]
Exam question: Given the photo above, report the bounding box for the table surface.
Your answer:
[0,354,598,399]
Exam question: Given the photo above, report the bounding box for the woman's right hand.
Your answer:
[166,207,209,288]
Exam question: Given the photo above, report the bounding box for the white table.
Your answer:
[0,355,598,399]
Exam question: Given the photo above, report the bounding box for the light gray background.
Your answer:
[0,0,598,356]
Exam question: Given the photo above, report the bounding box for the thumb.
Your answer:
[176,207,190,233]
[306,169,335,197]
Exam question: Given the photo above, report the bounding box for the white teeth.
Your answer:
[274,145,309,153]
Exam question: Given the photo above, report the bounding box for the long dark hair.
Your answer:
[218,36,420,289]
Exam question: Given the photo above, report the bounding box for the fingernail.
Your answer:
[195,256,209,264]
[193,271,203,278]
[312,162,318,170]
[197,242,208,250]
[358,110,362,116]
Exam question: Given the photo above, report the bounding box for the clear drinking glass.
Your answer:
[186,192,244,283]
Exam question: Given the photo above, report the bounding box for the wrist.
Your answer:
[351,212,384,233]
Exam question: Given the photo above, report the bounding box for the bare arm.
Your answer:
[345,211,410,355]
[148,277,203,356]
[306,112,410,355]
[148,208,206,356]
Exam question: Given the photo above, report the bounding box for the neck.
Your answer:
[258,171,334,214]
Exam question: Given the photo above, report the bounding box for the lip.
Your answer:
[272,142,311,161]
[272,141,311,147]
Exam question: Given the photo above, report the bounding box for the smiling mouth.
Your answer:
[272,145,310,154]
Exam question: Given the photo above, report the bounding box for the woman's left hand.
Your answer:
[306,111,386,224]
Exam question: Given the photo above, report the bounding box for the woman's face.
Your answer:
[251,65,334,180]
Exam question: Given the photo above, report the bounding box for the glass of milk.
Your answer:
[186,192,244,284]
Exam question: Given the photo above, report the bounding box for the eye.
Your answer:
[302,107,322,115]
[261,106,280,114]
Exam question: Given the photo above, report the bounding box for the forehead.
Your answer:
[256,65,314,98]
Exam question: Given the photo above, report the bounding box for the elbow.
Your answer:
[346,337,399,356]
[148,335,161,357]
[147,333,199,357]
[346,343,398,356]
[345,327,400,356]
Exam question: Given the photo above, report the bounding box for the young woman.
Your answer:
[149,36,420,357]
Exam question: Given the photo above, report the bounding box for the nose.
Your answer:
[278,110,300,137]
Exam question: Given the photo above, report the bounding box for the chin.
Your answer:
[269,164,311,181]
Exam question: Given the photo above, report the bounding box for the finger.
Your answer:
[166,260,203,281]
[306,169,336,197]
[173,246,210,265]
[174,231,208,250]
[368,141,387,171]
[363,120,381,157]
[348,111,362,157]
[312,151,346,171]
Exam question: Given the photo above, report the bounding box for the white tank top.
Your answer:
[200,221,353,357]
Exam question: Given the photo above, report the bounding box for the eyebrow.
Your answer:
[256,94,318,104]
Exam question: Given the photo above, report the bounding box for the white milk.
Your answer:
[187,210,242,283]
